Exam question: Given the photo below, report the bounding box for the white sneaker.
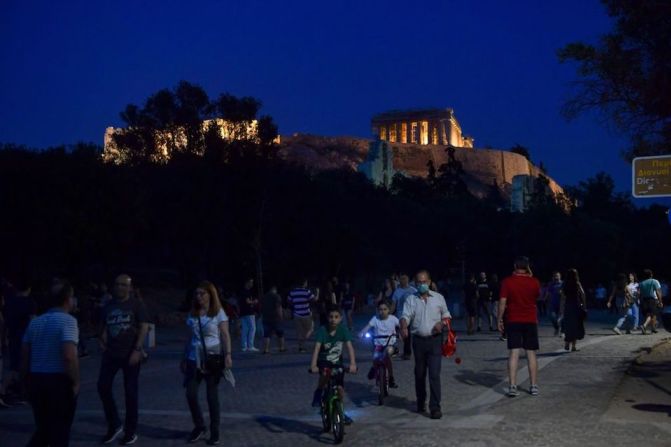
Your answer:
[612,327,622,335]
[529,384,539,396]
[242,347,249,352]
[248,347,260,352]
[506,385,519,397]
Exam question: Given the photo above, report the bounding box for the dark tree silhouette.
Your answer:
[558,0,671,159]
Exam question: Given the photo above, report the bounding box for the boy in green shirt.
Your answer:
[310,308,357,423]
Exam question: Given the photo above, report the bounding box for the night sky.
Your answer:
[1,0,666,205]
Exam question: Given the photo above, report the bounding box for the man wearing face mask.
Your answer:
[400,270,451,419]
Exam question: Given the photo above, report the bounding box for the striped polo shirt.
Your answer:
[288,287,314,317]
[22,308,79,373]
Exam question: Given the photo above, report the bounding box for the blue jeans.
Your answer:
[240,316,256,349]
[628,303,640,328]
[615,308,634,330]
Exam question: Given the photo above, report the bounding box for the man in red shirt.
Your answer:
[497,256,541,397]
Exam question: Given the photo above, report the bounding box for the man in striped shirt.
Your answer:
[288,280,315,352]
[21,281,79,447]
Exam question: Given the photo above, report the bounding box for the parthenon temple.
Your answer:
[371,108,474,148]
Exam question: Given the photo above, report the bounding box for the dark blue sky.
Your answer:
[1,0,664,204]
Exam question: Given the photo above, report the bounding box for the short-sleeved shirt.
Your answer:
[367,315,399,346]
[476,280,491,301]
[22,308,78,374]
[546,281,563,309]
[237,288,257,317]
[500,273,541,323]
[288,287,314,317]
[401,291,451,337]
[626,282,639,300]
[391,286,417,318]
[639,279,661,299]
[315,324,352,366]
[186,309,228,362]
[102,297,150,359]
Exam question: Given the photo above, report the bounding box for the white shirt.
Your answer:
[626,283,639,300]
[368,315,400,346]
[401,291,451,337]
[187,309,228,361]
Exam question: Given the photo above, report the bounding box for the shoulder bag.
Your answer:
[197,316,224,377]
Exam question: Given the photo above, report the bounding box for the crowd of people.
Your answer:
[0,261,668,446]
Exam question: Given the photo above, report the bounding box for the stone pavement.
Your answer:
[1,310,669,446]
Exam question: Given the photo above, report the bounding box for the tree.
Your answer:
[558,0,671,159]
[566,171,632,217]
[111,81,278,164]
[510,144,531,161]
[435,146,471,199]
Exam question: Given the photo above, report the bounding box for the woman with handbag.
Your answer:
[181,281,232,445]
[560,269,586,352]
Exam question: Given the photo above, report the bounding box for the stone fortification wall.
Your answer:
[278,135,563,199]
[391,143,563,198]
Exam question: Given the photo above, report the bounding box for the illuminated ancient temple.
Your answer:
[371,108,474,148]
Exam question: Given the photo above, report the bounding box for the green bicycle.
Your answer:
[309,367,349,444]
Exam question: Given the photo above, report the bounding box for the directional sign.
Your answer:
[632,155,671,198]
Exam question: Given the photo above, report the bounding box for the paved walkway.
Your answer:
[1,311,669,446]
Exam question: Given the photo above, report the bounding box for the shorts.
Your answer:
[262,320,284,338]
[506,323,539,351]
[641,297,659,316]
[294,315,313,340]
[317,360,344,387]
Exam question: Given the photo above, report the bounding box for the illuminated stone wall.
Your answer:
[390,142,563,199]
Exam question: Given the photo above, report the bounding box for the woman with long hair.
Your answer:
[376,277,396,307]
[607,273,630,334]
[560,269,586,351]
[625,273,640,331]
[180,281,232,445]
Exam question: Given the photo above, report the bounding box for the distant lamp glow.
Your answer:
[365,333,371,339]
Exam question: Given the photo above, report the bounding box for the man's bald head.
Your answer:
[113,274,132,300]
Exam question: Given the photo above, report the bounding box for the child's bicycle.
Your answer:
[366,334,396,405]
[308,367,351,444]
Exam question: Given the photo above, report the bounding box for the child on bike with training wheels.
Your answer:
[358,300,400,388]
[310,307,357,423]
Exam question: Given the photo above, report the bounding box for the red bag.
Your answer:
[441,319,457,357]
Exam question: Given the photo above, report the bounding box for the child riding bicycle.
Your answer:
[310,307,357,423]
[358,300,400,388]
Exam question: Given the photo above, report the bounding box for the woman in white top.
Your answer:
[626,273,640,331]
[180,281,232,445]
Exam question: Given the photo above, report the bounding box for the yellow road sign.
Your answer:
[632,155,671,198]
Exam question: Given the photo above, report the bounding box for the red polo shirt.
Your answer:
[500,272,541,323]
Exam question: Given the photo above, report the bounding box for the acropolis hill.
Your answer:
[277,108,563,207]
[104,107,563,209]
